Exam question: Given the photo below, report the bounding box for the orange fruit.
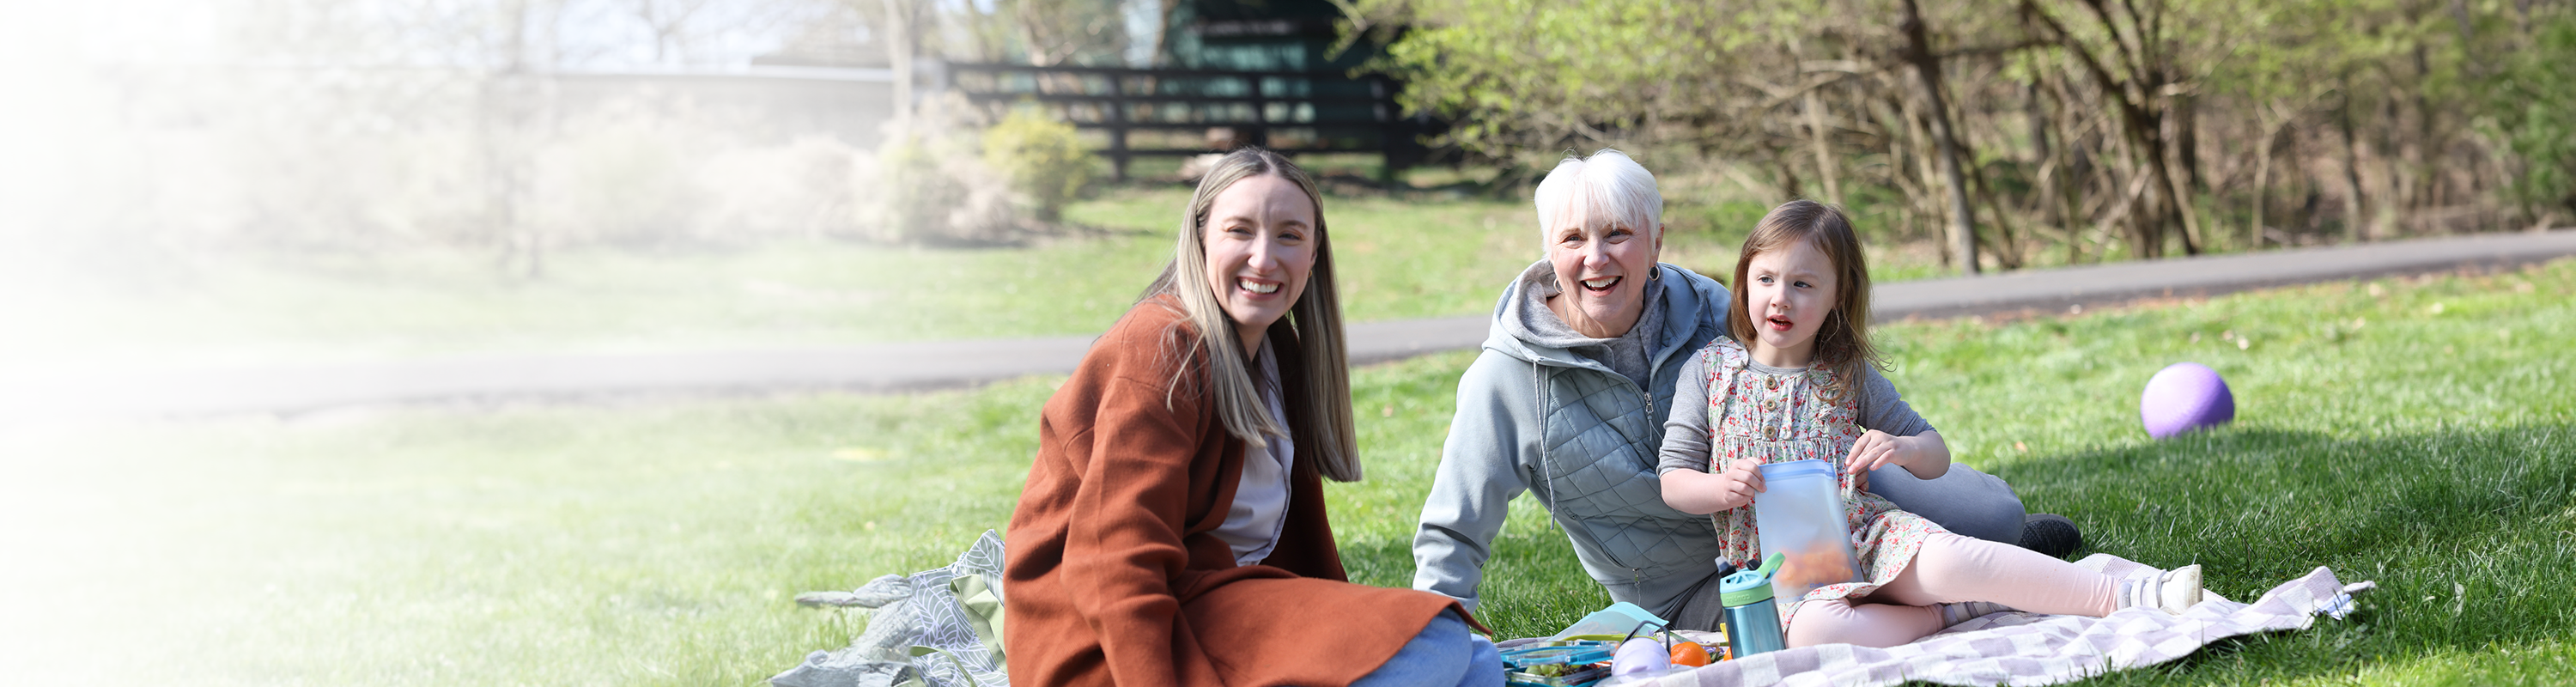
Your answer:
[1669,641,1710,667]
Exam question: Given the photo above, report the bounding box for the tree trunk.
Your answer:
[2107,120,2160,258]
[1805,88,1843,206]
[1886,82,1943,251]
[2251,112,2281,250]
[2337,76,2367,243]
[2293,131,2323,238]
[884,0,915,123]
[2026,80,2068,263]
[2152,94,2203,254]
[2411,46,2439,234]
[1901,0,1978,275]
[1970,161,2026,269]
[1155,0,1182,66]
[2379,88,2406,238]
[2172,88,2201,191]
[2045,66,2093,264]
[484,0,544,280]
[2157,145,2202,254]
[1775,156,1805,201]
[1960,86,2024,268]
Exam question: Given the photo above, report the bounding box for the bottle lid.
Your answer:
[1717,552,1785,605]
[1756,459,1833,481]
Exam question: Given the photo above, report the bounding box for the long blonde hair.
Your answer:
[1137,148,1360,483]
[1728,200,1880,396]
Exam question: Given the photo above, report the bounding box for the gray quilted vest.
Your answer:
[1528,350,1728,597]
[1510,266,1730,606]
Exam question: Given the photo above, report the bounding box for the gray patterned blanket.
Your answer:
[1647,554,2373,687]
[773,531,1010,687]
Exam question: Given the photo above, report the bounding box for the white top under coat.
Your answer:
[1213,340,1293,566]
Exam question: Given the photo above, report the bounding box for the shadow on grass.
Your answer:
[1334,521,1613,641]
[1992,423,2576,684]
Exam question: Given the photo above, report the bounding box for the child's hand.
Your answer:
[1845,429,1911,476]
[1712,457,1766,509]
[1659,458,1769,515]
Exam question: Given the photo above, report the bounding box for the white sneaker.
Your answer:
[2122,564,2209,615]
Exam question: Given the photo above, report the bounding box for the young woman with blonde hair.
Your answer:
[1006,148,1498,687]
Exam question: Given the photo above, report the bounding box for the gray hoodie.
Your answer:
[1412,259,1731,618]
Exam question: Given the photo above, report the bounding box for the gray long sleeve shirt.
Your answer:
[1656,353,1934,475]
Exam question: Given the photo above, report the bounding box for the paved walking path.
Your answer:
[12,229,2573,419]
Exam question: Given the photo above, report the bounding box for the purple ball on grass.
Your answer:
[2141,362,2234,439]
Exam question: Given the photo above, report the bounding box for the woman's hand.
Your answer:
[1660,458,1767,514]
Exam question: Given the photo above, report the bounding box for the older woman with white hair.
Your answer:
[1411,149,2067,632]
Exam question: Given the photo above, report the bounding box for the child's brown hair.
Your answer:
[1728,200,1880,395]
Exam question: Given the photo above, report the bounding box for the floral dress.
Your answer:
[1699,337,1947,629]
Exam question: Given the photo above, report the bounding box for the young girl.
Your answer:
[1656,200,2219,648]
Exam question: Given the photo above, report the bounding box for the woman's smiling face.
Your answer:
[1200,173,1317,355]
[1743,238,1839,368]
[1544,213,1662,338]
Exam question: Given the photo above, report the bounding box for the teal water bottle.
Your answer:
[1719,552,1788,658]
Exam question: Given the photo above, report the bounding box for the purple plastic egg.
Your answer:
[1612,637,1671,676]
[2141,362,2234,439]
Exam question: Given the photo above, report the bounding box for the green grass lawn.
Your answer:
[1,186,1943,374]
[4,260,2569,686]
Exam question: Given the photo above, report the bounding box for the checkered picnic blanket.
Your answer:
[1649,554,2373,687]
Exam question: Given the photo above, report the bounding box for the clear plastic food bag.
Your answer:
[1752,459,1865,601]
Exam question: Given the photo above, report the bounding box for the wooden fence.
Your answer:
[943,62,1437,180]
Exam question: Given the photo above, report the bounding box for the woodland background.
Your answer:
[1348,0,2576,272]
[9,1,2574,283]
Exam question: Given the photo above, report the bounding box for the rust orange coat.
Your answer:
[1004,297,1466,687]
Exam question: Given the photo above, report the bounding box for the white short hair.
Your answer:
[1533,149,1663,246]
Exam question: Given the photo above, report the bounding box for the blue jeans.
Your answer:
[1867,463,2026,544]
[1350,610,1502,687]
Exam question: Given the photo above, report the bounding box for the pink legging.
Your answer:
[1783,532,2120,648]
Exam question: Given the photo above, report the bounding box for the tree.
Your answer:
[1360,0,2560,267]
[2488,11,2576,227]
[1899,0,1979,274]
